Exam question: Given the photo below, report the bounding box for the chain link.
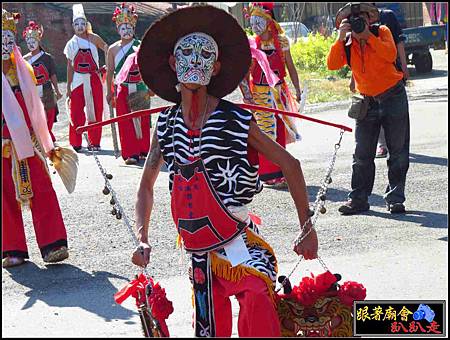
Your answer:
[277,130,344,293]
[83,133,150,278]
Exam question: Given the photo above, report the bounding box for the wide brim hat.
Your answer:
[138,5,251,103]
[335,2,380,29]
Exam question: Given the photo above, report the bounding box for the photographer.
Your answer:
[327,3,410,215]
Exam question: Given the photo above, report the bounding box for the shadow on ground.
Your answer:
[4,263,136,322]
[364,209,448,229]
[409,153,448,167]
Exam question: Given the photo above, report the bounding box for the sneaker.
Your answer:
[43,246,69,263]
[73,146,82,153]
[264,179,278,186]
[338,200,370,215]
[376,146,388,158]
[88,145,100,152]
[387,203,406,214]
[2,256,25,268]
[125,156,139,165]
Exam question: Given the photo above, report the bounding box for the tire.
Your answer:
[414,51,433,73]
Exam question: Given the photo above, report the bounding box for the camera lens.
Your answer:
[413,310,425,321]
[350,16,366,34]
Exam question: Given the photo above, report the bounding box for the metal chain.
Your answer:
[276,130,344,293]
[83,133,150,278]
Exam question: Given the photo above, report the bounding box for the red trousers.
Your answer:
[46,107,57,142]
[116,85,151,160]
[2,153,67,259]
[212,274,281,337]
[69,73,103,147]
[258,115,287,182]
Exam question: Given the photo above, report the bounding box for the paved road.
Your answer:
[2,50,448,337]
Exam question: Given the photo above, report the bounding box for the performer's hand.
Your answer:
[56,91,63,101]
[295,88,302,103]
[243,97,255,105]
[131,242,151,268]
[66,88,71,98]
[293,227,318,260]
[46,148,56,160]
[106,93,113,105]
[402,65,410,81]
[349,77,356,93]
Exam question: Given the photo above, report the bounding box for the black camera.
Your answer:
[348,3,366,33]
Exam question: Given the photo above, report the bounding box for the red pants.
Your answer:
[46,107,57,142]
[258,116,287,182]
[212,274,281,337]
[2,153,67,259]
[69,73,103,147]
[116,85,151,160]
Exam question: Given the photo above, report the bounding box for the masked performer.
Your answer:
[22,21,63,143]
[64,4,108,152]
[2,9,68,268]
[239,2,303,187]
[106,3,152,165]
[131,6,318,337]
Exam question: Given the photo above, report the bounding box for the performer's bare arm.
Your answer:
[50,74,63,100]
[248,120,318,260]
[284,49,302,102]
[238,59,255,104]
[90,33,109,54]
[106,43,119,104]
[66,59,74,97]
[132,128,164,267]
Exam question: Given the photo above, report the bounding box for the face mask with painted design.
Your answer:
[117,23,134,40]
[173,32,218,86]
[73,18,87,35]
[2,30,15,60]
[26,36,40,52]
[250,15,268,36]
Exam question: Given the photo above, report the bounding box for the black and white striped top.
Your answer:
[157,99,263,207]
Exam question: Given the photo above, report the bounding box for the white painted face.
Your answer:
[26,36,40,52]
[2,30,15,60]
[73,18,87,35]
[250,15,268,36]
[117,23,134,39]
[173,32,218,86]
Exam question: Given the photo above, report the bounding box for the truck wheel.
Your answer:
[414,52,433,73]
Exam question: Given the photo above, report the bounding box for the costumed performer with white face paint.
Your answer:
[2,9,69,268]
[106,2,153,165]
[239,2,303,188]
[131,5,318,337]
[22,20,63,143]
[63,4,108,152]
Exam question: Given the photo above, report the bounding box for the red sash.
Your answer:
[170,157,247,252]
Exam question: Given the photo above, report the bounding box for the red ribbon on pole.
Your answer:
[76,103,352,134]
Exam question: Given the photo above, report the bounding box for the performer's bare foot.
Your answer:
[2,256,25,268]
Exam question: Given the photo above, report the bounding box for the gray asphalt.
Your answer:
[2,49,448,337]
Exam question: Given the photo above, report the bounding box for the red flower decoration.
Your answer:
[313,270,337,294]
[337,281,366,307]
[193,267,206,285]
[149,283,174,321]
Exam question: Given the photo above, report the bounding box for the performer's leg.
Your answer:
[2,156,29,259]
[27,155,68,258]
[212,275,233,337]
[69,85,86,148]
[46,107,57,142]
[234,275,280,337]
[88,73,104,147]
[116,86,140,160]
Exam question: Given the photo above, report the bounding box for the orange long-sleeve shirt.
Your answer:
[327,25,403,97]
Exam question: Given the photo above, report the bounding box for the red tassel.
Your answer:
[190,90,199,124]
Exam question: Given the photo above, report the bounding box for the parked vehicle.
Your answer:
[279,21,310,42]
[403,24,447,73]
